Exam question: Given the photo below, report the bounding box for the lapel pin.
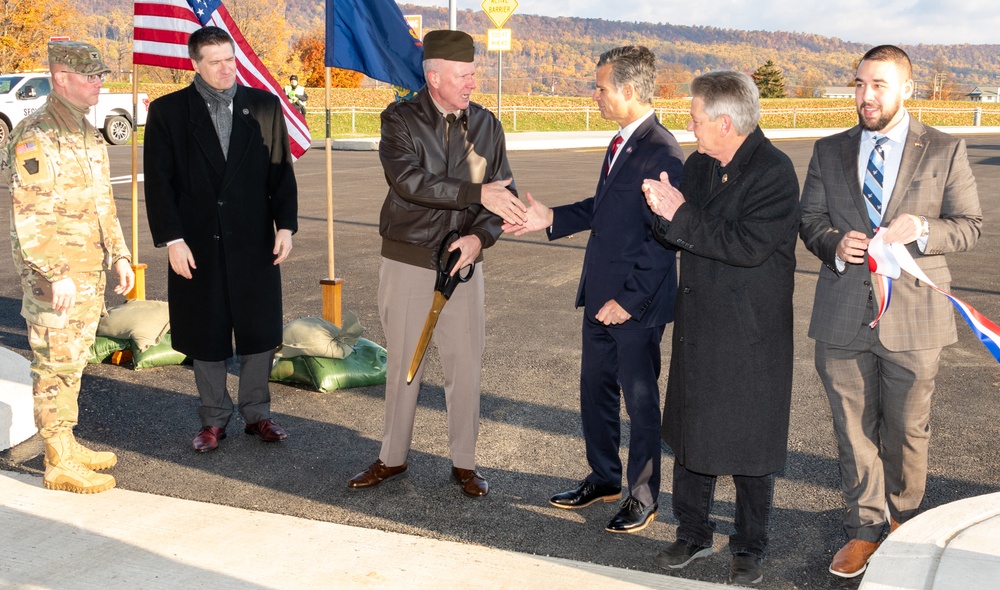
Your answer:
[242,108,249,115]
[914,140,922,147]
[721,173,728,183]
[625,146,633,154]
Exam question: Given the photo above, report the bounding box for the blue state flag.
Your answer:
[326,0,426,92]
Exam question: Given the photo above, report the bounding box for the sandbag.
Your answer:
[276,311,365,359]
[270,338,386,392]
[88,335,131,364]
[132,331,189,370]
[98,300,170,352]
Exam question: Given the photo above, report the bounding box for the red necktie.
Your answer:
[605,134,623,177]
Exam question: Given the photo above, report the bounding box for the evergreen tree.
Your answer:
[752,60,788,98]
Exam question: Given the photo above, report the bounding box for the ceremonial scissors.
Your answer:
[406,230,475,383]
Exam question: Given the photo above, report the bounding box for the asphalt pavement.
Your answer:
[2,129,999,589]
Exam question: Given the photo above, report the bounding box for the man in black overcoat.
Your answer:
[641,70,800,586]
[143,27,298,452]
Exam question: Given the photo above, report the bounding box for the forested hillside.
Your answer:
[385,5,1000,98]
[71,0,1000,98]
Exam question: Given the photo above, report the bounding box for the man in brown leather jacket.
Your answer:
[347,30,525,498]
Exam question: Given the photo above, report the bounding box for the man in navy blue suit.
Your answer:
[506,45,683,534]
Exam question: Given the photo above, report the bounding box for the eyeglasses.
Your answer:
[56,70,107,84]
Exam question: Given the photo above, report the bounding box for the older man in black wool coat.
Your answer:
[641,70,800,586]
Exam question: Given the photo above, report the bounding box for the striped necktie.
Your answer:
[862,136,889,232]
[605,134,623,177]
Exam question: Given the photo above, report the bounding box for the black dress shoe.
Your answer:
[192,426,226,453]
[606,496,657,533]
[730,552,763,585]
[549,480,621,509]
[653,539,714,570]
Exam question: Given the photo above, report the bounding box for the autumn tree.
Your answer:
[657,62,693,98]
[293,31,362,89]
[225,0,294,79]
[329,68,364,88]
[752,60,787,98]
[85,8,133,80]
[0,0,81,72]
[793,73,825,98]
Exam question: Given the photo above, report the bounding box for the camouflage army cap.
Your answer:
[48,41,111,76]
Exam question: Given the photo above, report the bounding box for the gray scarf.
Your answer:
[193,73,237,158]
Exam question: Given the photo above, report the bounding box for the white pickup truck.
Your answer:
[0,72,148,145]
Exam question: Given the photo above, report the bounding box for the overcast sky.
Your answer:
[403,0,995,45]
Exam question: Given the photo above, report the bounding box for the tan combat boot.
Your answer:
[65,431,117,471]
[43,432,116,494]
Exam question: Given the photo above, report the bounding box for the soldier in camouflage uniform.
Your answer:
[3,41,135,494]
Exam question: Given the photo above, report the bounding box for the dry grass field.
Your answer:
[110,84,1000,138]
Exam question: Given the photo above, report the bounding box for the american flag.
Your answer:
[133,0,311,160]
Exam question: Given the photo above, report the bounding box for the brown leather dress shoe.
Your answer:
[244,419,288,442]
[829,539,880,578]
[452,467,489,497]
[192,426,226,452]
[348,459,408,489]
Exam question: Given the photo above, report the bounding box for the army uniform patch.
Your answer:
[14,135,52,186]
[15,139,38,155]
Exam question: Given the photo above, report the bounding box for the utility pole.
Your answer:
[933,73,948,101]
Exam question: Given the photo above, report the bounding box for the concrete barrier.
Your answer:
[861,492,1000,589]
[0,346,35,451]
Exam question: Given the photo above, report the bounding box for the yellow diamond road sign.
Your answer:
[482,0,518,28]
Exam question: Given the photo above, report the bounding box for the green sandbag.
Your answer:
[132,331,189,370]
[270,338,387,392]
[88,335,131,364]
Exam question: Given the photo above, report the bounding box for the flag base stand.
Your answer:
[320,278,344,327]
[127,263,148,300]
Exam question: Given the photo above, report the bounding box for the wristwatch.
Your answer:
[918,215,930,238]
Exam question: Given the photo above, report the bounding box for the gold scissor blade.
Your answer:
[406,291,449,384]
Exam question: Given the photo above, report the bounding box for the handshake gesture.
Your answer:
[499,192,629,326]
[482,178,529,226]
[501,193,552,236]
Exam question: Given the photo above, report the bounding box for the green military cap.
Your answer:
[48,41,112,76]
[423,30,475,63]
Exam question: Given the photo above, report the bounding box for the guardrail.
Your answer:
[313,105,1000,135]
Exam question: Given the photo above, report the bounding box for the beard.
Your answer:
[857,98,900,131]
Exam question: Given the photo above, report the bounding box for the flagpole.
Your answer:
[449,1,456,30]
[320,66,343,326]
[128,67,147,300]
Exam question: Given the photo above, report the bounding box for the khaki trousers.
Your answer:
[377,258,485,470]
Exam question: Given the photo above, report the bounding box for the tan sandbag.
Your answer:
[276,311,365,360]
[97,300,170,352]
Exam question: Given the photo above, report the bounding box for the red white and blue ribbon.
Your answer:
[867,231,1000,363]
[866,229,896,329]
